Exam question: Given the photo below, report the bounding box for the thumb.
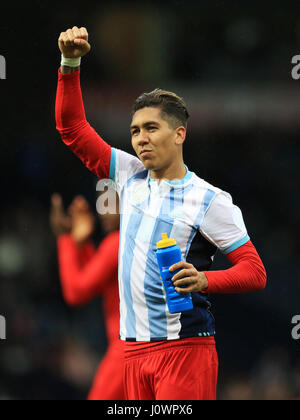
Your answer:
[51,194,66,217]
[51,193,63,208]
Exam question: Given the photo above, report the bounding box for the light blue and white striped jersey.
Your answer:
[109,148,250,342]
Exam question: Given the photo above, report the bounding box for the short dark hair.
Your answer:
[132,88,190,129]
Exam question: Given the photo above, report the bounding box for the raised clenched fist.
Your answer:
[58,26,91,59]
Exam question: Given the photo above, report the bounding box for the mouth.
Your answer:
[140,150,153,157]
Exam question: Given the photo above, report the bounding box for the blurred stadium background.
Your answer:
[0,0,299,400]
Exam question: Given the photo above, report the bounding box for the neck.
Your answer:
[150,160,187,184]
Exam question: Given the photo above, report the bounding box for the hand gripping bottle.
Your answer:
[156,233,194,314]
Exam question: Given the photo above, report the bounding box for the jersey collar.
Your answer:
[148,165,193,187]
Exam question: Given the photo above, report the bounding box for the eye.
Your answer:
[148,126,157,132]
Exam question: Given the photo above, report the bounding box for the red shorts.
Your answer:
[87,340,125,401]
[124,337,218,400]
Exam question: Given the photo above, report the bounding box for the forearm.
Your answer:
[55,68,87,138]
[204,241,267,294]
[78,240,97,265]
[57,232,119,305]
[57,235,99,305]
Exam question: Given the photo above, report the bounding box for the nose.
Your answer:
[136,130,150,146]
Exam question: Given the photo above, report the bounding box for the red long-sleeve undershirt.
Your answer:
[56,68,267,295]
[204,240,266,294]
[55,68,112,180]
[57,231,120,343]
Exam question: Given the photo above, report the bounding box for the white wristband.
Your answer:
[61,55,81,67]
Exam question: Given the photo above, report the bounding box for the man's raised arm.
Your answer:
[55,26,112,180]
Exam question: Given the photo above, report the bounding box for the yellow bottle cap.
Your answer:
[156,233,177,249]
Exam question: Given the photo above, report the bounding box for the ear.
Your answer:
[174,126,186,145]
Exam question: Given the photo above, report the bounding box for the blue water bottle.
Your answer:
[156,233,194,314]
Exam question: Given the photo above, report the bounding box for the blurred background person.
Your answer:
[49,190,124,400]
